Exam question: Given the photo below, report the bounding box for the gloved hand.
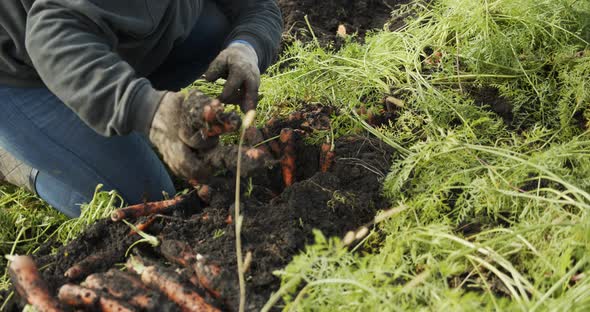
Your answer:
[149,91,217,181]
[149,90,268,182]
[204,41,260,112]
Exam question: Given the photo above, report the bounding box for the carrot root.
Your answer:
[111,196,187,222]
[128,215,157,236]
[140,265,220,312]
[82,270,162,310]
[58,284,136,312]
[7,255,61,312]
[160,240,224,299]
[320,142,336,173]
[64,250,120,280]
[280,128,296,187]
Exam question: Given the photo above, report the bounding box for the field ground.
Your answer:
[2,0,590,311]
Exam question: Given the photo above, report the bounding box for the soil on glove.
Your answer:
[279,0,411,44]
[6,106,395,311]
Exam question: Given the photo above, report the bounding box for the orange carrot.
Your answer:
[280,128,296,187]
[320,142,336,173]
[82,270,161,310]
[128,215,157,236]
[193,259,223,299]
[64,249,120,280]
[160,240,224,299]
[140,265,220,312]
[111,196,187,222]
[7,255,61,312]
[58,284,136,312]
[196,184,212,203]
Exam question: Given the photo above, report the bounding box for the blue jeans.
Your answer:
[0,1,229,217]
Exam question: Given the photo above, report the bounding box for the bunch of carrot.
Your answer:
[7,248,225,311]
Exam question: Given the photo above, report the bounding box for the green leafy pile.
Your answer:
[260,0,590,310]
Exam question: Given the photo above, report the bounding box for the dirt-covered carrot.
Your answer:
[58,284,136,312]
[82,270,163,311]
[111,195,187,222]
[262,127,282,157]
[139,265,220,312]
[128,215,157,236]
[193,258,223,299]
[280,128,296,187]
[7,255,61,312]
[160,240,224,299]
[320,141,336,173]
[64,250,120,280]
[197,184,212,203]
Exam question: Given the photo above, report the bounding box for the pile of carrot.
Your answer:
[8,241,229,311]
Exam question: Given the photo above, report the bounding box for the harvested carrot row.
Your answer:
[320,141,336,173]
[139,265,219,312]
[111,195,187,222]
[58,284,136,312]
[280,128,296,187]
[82,270,163,311]
[7,255,61,312]
[64,249,120,280]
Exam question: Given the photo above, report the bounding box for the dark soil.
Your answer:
[279,0,411,45]
[5,105,395,311]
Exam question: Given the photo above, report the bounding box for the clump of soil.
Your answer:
[279,0,411,44]
[7,106,395,311]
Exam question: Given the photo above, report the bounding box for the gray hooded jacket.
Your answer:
[0,0,282,136]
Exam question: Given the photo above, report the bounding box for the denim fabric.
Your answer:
[0,1,229,217]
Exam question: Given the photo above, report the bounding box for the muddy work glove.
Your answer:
[149,90,268,182]
[204,41,260,112]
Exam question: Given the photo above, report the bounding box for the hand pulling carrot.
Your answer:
[128,257,220,312]
[111,195,187,222]
[58,284,136,312]
[7,255,61,312]
[280,128,296,187]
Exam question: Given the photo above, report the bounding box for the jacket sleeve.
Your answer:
[214,0,283,72]
[25,1,165,137]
